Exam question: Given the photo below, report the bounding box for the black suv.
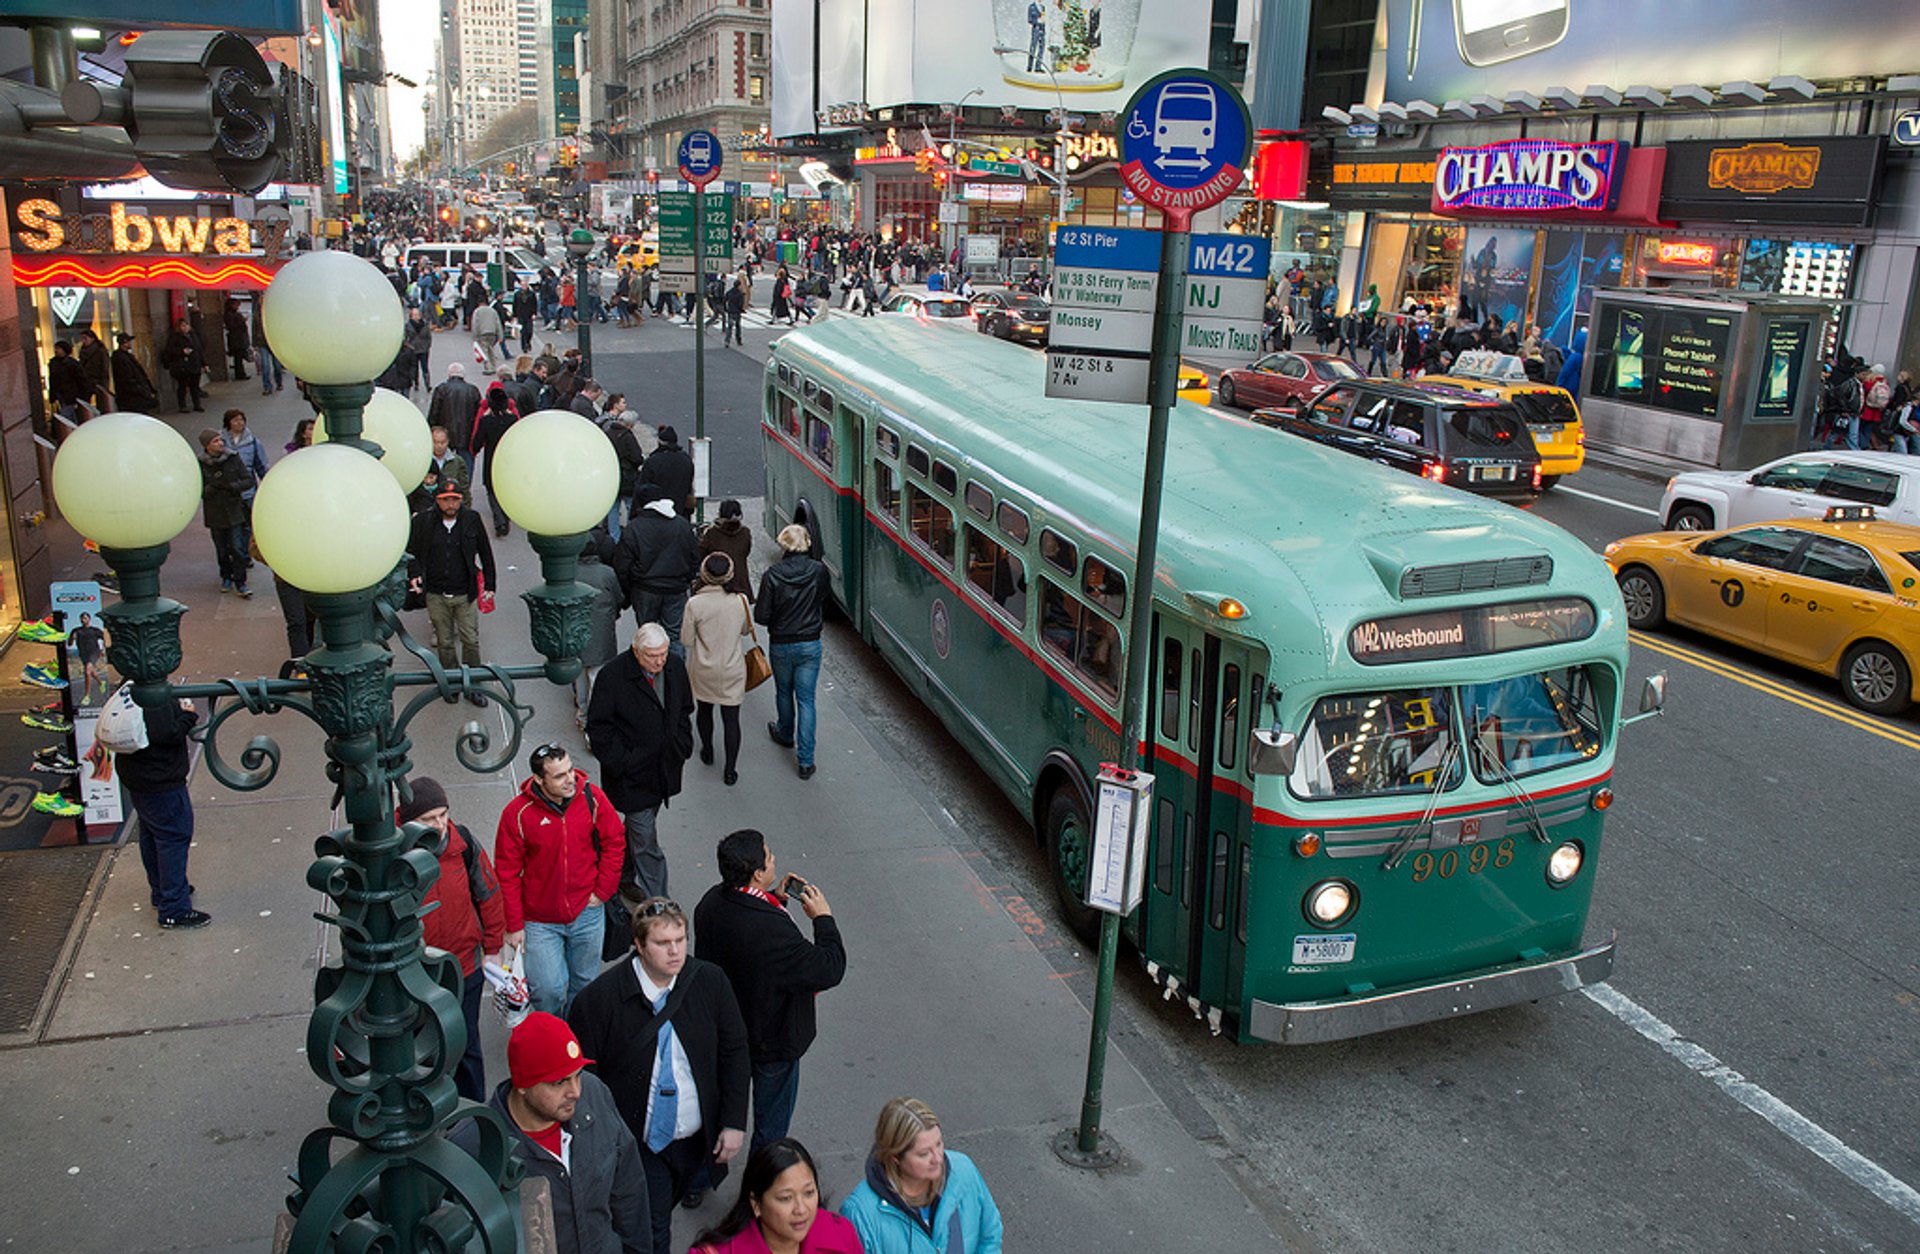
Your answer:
[1253,380,1542,501]
[970,288,1052,347]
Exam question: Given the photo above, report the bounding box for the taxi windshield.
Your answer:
[1290,687,1461,799]
[1460,666,1603,781]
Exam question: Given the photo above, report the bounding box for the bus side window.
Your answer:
[1080,611,1123,701]
[997,501,1030,545]
[1235,844,1251,942]
[1218,663,1240,770]
[965,525,1027,625]
[874,461,901,523]
[1083,557,1126,617]
[1245,672,1264,779]
[906,443,931,476]
[1040,581,1121,701]
[932,459,958,495]
[1160,637,1181,741]
[907,486,955,568]
[964,481,993,519]
[1208,831,1229,930]
[1187,648,1202,754]
[875,425,900,459]
[778,392,800,437]
[1040,527,1077,574]
[806,414,834,469]
[1155,798,1176,893]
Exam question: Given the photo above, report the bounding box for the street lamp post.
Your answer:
[50,250,619,1253]
[939,89,982,271]
[568,226,596,377]
[992,46,1074,269]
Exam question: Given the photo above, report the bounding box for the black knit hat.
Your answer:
[396,777,449,825]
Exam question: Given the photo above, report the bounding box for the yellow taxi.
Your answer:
[1422,349,1585,486]
[1605,506,1920,714]
[615,233,660,273]
[1178,360,1212,405]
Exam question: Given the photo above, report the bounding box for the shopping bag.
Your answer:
[741,596,772,691]
[94,682,149,754]
[484,944,532,1029]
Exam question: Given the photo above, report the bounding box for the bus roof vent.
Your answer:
[1398,554,1553,599]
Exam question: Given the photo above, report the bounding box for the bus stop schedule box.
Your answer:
[1578,288,1831,470]
[1088,764,1153,916]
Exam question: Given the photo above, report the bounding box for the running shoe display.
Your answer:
[31,752,78,775]
[31,791,82,817]
[22,710,73,733]
[17,617,67,644]
[22,664,68,689]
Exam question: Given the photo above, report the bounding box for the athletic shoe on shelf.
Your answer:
[22,664,68,689]
[33,744,73,765]
[31,752,79,775]
[31,791,82,817]
[31,699,64,715]
[17,618,67,644]
[22,710,73,733]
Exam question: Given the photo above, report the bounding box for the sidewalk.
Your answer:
[0,336,1276,1251]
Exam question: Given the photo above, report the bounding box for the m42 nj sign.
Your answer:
[1180,233,1270,365]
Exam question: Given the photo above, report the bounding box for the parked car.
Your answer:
[1657,451,1920,532]
[878,286,976,321]
[971,288,1051,346]
[1214,351,1361,410]
[1253,379,1542,501]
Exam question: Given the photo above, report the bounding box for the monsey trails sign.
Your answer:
[1433,140,1626,213]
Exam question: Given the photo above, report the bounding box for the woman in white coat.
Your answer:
[680,552,751,785]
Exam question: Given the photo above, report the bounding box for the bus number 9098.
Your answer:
[1410,838,1515,883]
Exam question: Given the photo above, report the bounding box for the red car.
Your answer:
[1214,351,1362,410]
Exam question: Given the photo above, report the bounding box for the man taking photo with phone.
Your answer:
[692,829,847,1154]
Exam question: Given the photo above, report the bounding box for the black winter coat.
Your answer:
[755,552,830,644]
[692,884,846,1063]
[697,518,754,600]
[607,423,645,499]
[566,956,750,1171]
[585,649,693,817]
[472,387,520,459]
[408,506,497,598]
[161,328,202,377]
[112,347,158,410]
[612,509,698,599]
[199,450,254,529]
[635,442,695,515]
[426,377,483,451]
[117,698,199,795]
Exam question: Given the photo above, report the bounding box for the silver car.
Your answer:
[1658,451,1919,531]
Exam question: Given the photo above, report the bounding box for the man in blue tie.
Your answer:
[567,898,749,1254]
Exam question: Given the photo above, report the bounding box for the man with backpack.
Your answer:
[401,777,505,1100]
[1819,358,1866,449]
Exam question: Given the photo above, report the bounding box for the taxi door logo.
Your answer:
[1720,579,1744,608]
[1706,143,1821,195]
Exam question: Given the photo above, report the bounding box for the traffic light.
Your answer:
[915,150,933,174]
[439,207,453,223]
[933,170,948,188]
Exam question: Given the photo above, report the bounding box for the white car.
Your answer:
[1659,451,1920,531]
[876,286,976,322]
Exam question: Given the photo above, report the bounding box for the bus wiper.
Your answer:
[1474,736,1551,844]
[1382,740,1460,871]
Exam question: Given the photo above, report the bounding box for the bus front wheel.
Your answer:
[1045,788,1102,943]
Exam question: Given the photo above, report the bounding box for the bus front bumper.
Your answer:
[1247,934,1616,1045]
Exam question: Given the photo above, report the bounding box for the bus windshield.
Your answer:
[1290,688,1461,799]
[1462,666,1603,780]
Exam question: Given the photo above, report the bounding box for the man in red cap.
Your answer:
[453,1011,652,1254]
[407,478,496,705]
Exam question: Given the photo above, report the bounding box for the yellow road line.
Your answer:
[1628,630,1920,750]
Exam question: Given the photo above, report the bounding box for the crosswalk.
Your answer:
[634,304,849,334]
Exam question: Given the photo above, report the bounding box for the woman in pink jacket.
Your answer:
[691,1139,864,1254]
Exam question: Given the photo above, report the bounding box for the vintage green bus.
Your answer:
[762,318,1631,1044]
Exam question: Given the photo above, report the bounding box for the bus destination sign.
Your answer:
[1348,598,1598,665]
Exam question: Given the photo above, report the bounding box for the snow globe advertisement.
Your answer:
[994,0,1145,93]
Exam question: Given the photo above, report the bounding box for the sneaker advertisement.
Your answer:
[47,583,121,830]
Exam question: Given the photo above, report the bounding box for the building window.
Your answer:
[750,76,763,101]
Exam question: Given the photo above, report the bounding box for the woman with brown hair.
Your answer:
[840,1097,1003,1253]
[681,551,751,786]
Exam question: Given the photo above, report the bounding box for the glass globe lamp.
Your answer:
[316,387,432,490]
[490,410,619,535]
[252,445,412,594]
[262,251,405,385]
[51,412,202,549]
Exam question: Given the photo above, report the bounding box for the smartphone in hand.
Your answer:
[779,873,809,898]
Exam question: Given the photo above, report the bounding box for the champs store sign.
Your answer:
[6,198,288,290]
[1432,140,1626,213]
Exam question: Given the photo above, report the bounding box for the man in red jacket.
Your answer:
[494,745,625,1016]
[401,776,506,1101]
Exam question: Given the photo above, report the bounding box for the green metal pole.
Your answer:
[694,189,707,526]
[1074,222,1190,1158]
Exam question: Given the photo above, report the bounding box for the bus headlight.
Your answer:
[1546,841,1584,885]
[1304,879,1356,927]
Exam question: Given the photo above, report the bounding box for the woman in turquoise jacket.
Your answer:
[841,1097,1004,1253]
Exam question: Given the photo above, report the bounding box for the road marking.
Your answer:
[1584,984,1920,1227]
[1630,630,1920,752]
[1555,485,1661,517]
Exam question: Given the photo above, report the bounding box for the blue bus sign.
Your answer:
[1115,69,1252,228]
[678,130,722,188]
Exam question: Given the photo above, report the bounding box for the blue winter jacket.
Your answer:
[840,1148,1004,1254]
[1555,326,1588,394]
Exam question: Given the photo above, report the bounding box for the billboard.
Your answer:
[1378,0,1920,106]
[774,0,1209,138]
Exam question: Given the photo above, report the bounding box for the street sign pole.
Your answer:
[1056,67,1251,1172]
[679,130,722,524]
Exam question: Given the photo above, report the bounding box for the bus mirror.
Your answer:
[1250,728,1299,776]
[1623,673,1668,726]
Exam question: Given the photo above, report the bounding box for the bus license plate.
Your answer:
[1473,465,1513,483]
[1291,933,1356,965]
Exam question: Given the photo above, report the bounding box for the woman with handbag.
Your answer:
[682,553,755,786]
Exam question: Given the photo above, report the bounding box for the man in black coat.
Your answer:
[471,381,521,537]
[568,899,747,1254]
[112,333,159,411]
[611,484,699,646]
[634,425,695,517]
[426,362,482,470]
[119,696,208,929]
[512,281,539,354]
[585,623,692,906]
[46,339,92,421]
[692,829,846,1152]
[161,316,207,412]
[407,482,497,698]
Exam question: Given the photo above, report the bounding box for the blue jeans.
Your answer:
[523,906,603,1016]
[456,968,486,1101]
[606,495,628,542]
[751,1058,801,1151]
[130,784,195,920]
[770,639,823,768]
[632,589,687,659]
[253,344,285,393]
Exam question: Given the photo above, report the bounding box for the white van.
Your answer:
[402,242,545,294]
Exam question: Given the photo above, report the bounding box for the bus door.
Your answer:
[837,399,867,627]
[1144,614,1253,1013]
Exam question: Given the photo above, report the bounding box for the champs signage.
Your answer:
[1432,140,1626,214]
[1661,136,1887,228]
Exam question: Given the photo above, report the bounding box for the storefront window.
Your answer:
[1630,236,1740,290]
[1404,221,1464,309]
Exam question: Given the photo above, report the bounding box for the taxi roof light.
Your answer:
[1825,505,1876,522]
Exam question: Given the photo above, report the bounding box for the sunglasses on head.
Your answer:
[530,742,569,771]
[635,898,682,920]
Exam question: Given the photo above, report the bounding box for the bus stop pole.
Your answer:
[694,190,707,525]
[1071,223,1190,1163]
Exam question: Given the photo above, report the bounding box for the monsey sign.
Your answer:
[1433,140,1626,214]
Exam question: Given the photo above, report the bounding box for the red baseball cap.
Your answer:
[508,1012,593,1088]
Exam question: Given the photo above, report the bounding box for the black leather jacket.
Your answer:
[754,552,830,644]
